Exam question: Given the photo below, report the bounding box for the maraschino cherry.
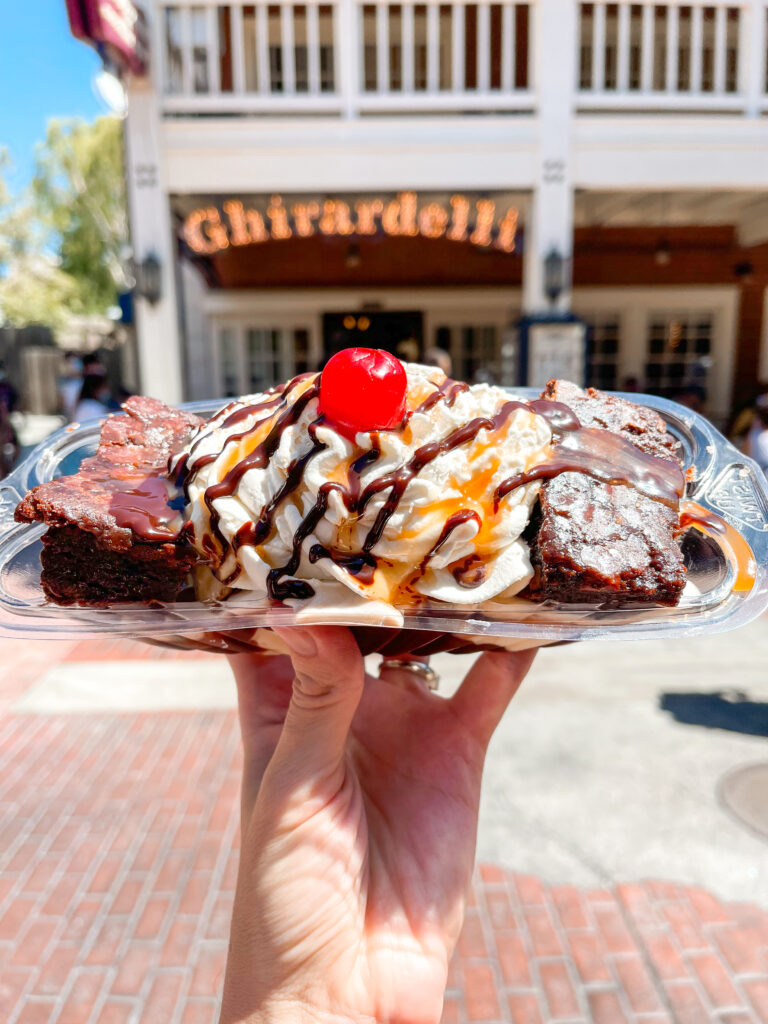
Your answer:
[319,347,407,438]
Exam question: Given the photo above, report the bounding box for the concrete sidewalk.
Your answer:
[0,623,767,1023]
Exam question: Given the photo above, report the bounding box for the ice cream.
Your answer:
[173,357,555,624]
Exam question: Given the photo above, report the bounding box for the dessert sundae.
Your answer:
[16,348,691,639]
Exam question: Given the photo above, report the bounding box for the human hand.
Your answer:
[221,628,536,1024]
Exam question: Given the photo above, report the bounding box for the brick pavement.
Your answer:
[0,639,766,1023]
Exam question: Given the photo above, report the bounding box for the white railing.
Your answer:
[154,0,535,114]
[153,0,768,116]
[577,1,768,112]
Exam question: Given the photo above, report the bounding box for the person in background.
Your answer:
[0,360,19,477]
[747,394,768,475]
[423,346,453,377]
[74,374,112,423]
[81,352,106,379]
[59,352,83,421]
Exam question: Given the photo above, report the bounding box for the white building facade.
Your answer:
[126,0,768,423]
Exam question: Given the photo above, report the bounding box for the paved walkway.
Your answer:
[0,637,767,1023]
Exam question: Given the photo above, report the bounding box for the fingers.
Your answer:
[449,648,537,748]
[268,625,365,785]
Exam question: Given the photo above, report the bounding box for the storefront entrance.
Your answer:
[323,311,423,361]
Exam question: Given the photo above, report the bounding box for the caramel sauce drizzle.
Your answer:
[678,500,756,593]
[174,372,691,605]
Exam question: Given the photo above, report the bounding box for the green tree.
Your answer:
[32,115,128,315]
[0,149,78,330]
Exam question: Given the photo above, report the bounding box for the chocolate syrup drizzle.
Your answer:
[175,372,686,604]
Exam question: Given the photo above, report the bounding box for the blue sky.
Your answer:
[1,2,104,191]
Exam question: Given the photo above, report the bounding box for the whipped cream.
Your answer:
[174,363,552,623]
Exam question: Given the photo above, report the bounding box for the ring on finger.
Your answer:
[380,657,440,691]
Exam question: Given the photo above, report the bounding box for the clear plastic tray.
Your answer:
[0,391,767,644]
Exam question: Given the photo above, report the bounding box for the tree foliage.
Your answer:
[0,116,128,329]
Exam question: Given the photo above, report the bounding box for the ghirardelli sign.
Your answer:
[66,0,148,76]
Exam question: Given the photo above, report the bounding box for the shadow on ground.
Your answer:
[659,690,768,737]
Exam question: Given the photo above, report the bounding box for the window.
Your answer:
[165,8,183,93]
[216,323,317,396]
[584,315,620,391]
[190,7,209,93]
[644,313,713,397]
[436,324,501,383]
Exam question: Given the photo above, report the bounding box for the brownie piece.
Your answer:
[528,381,685,606]
[15,396,202,605]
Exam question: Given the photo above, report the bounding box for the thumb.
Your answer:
[268,625,364,785]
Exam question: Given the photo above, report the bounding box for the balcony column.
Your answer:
[522,0,577,314]
[124,78,185,404]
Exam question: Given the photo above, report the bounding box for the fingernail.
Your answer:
[273,627,317,657]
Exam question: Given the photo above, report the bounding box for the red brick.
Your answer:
[68,898,101,943]
[662,901,711,951]
[646,880,682,902]
[0,897,37,941]
[171,820,200,852]
[457,911,488,959]
[48,823,81,854]
[463,964,500,1022]
[220,853,239,893]
[478,864,505,884]
[686,886,730,925]
[67,838,103,875]
[58,969,108,1024]
[192,837,220,873]
[14,999,56,1024]
[612,954,664,1013]
[643,930,690,981]
[11,919,59,966]
[439,995,460,1024]
[513,874,546,906]
[664,981,711,1024]
[134,898,170,941]
[616,882,658,930]
[567,931,612,984]
[111,879,143,915]
[538,960,579,1020]
[549,884,589,930]
[153,852,188,893]
[96,1002,135,1024]
[592,903,636,954]
[42,874,80,916]
[190,944,227,998]
[160,917,198,967]
[0,967,34,1019]
[506,992,542,1024]
[586,887,613,903]
[6,843,40,874]
[112,945,157,996]
[131,839,161,874]
[495,932,530,987]
[180,1001,217,1024]
[712,925,766,975]
[88,855,123,895]
[587,989,629,1024]
[137,971,185,1024]
[522,907,562,958]
[687,951,742,1008]
[34,942,79,996]
[21,857,59,895]
[482,887,516,930]
[180,999,218,1024]
[446,954,462,991]
[743,978,768,1020]
[86,916,126,966]
[179,873,211,916]
[204,895,234,941]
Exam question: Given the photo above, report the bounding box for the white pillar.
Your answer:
[522,0,576,314]
[124,79,185,404]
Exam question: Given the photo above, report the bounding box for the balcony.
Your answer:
[152,0,768,118]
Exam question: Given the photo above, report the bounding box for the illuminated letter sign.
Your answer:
[182,193,520,255]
